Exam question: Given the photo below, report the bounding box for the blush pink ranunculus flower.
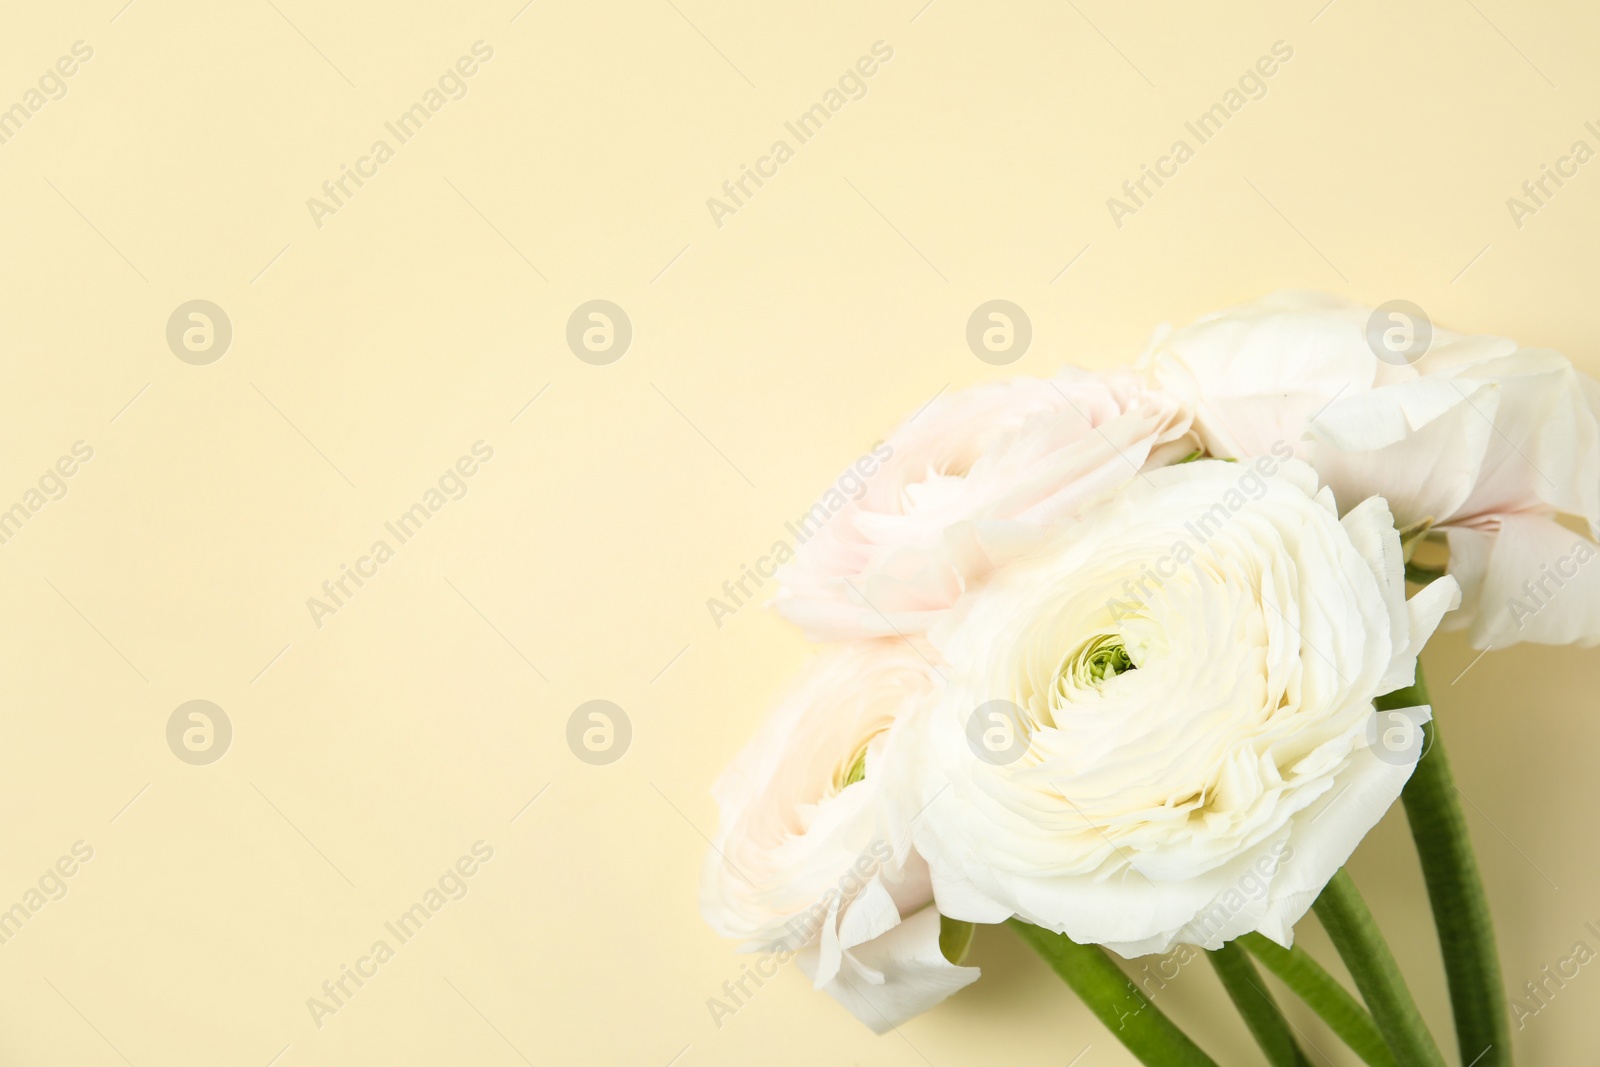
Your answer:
[699,641,978,1033]
[773,369,1195,641]
[1148,291,1600,648]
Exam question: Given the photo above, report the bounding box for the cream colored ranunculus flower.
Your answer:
[699,642,978,1032]
[1147,291,1600,648]
[773,369,1195,642]
[911,458,1459,956]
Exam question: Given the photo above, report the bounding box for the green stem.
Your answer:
[1312,870,1445,1067]
[1239,932,1395,1067]
[1207,941,1311,1067]
[1010,919,1218,1066]
[1381,666,1512,1067]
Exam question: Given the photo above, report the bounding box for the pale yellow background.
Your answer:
[1,0,1596,1063]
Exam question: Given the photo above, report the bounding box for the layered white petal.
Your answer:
[911,459,1459,954]
[797,906,980,1035]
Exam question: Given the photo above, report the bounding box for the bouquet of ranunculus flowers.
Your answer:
[700,293,1600,1066]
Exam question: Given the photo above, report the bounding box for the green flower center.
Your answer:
[1067,634,1137,688]
[840,744,870,789]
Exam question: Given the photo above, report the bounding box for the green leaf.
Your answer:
[938,916,975,965]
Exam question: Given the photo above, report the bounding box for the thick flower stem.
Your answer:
[1380,666,1513,1067]
[1238,932,1395,1067]
[1312,870,1445,1067]
[1206,941,1311,1067]
[1010,920,1218,1066]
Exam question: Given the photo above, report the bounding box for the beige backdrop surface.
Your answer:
[1,0,1597,1063]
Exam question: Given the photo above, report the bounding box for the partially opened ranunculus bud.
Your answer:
[699,642,978,1032]
[911,458,1459,956]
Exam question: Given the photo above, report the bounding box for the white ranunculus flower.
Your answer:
[700,642,978,1032]
[911,458,1460,956]
[1148,291,1600,648]
[773,369,1195,642]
